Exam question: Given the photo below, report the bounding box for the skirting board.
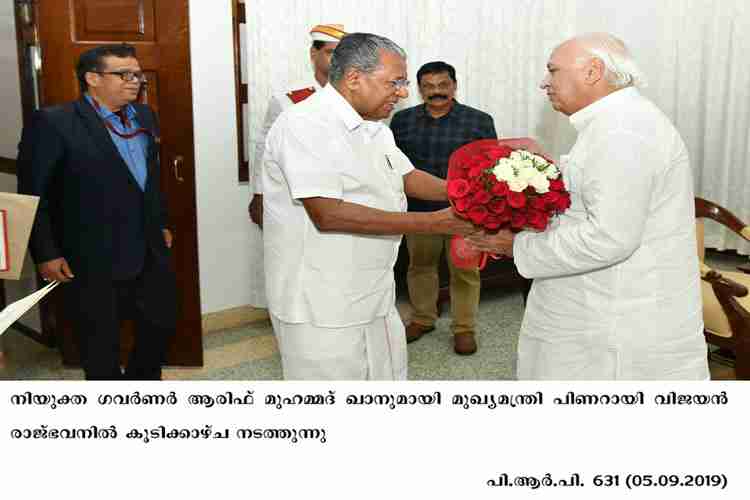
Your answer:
[202,305,270,334]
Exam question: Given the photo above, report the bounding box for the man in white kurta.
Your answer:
[469,34,709,380]
[262,33,474,380]
[247,24,346,308]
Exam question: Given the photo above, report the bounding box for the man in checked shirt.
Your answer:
[390,61,497,355]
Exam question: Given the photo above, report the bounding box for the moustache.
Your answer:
[428,94,449,101]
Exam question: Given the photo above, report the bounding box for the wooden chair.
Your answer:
[696,197,750,379]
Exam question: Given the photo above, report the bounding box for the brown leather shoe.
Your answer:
[406,323,435,343]
[454,332,477,355]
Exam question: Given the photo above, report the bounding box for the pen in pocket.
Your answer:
[385,154,394,170]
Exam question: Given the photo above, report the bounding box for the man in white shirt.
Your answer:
[467,33,709,380]
[263,33,474,380]
[247,23,346,308]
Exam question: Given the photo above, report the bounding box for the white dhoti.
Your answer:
[271,306,407,381]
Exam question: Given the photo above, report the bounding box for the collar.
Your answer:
[85,93,137,121]
[569,87,639,132]
[321,84,384,140]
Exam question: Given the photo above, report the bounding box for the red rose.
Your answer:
[491,182,509,197]
[530,196,547,211]
[447,165,468,180]
[542,191,560,206]
[469,180,484,193]
[498,211,512,224]
[454,197,470,213]
[468,166,485,179]
[471,189,491,205]
[484,215,501,230]
[527,210,549,231]
[447,179,470,198]
[549,179,565,192]
[555,192,571,211]
[468,205,489,224]
[483,145,514,160]
[507,191,527,208]
[475,158,494,170]
[511,211,527,229]
[488,198,507,214]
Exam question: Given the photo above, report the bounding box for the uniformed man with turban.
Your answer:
[247,24,346,308]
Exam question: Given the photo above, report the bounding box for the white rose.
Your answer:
[528,173,550,193]
[492,162,515,181]
[517,165,538,181]
[544,165,560,179]
[532,154,548,165]
[507,177,529,192]
[509,151,524,161]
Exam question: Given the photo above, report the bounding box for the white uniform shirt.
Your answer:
[248,81,322,308]
[251,80,322,194]
[513,87,708,380]
[263,84,413,327]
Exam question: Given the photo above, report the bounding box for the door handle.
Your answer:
[173,155,185,182]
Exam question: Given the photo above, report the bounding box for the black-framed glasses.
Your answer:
[94,70,147,83]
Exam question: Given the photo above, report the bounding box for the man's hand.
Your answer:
[38,257,74,283]
[162,229,173,249]
[248,194,263,229]
[429,208,477,236]
[465,229,515,257]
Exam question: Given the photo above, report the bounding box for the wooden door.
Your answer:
[34,0,203,366]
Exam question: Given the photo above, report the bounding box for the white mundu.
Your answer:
[513,87,709,380]
[263,84,413,380]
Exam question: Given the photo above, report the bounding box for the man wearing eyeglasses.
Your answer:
[390,61,498,355]
[17,44,176,380]
[262,34,475,380]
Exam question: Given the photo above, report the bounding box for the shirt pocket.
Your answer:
[384,154,407,204]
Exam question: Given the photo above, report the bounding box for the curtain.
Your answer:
[245,0,750,254]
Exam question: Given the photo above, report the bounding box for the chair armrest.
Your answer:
[695,198,750,239]
[702,269,749,298]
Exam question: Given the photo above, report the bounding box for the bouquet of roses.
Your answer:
[446,138,571,269]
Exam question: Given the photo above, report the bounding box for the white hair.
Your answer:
[574,32,647,89]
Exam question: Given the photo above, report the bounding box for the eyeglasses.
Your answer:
[94,70,147,83]
[387,78,410,90]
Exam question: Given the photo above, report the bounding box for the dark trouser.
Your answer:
[68,255,176,381]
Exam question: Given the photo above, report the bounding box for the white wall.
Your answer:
[189,1,254,314]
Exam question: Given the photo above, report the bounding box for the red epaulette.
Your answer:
[286,87,316,104]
